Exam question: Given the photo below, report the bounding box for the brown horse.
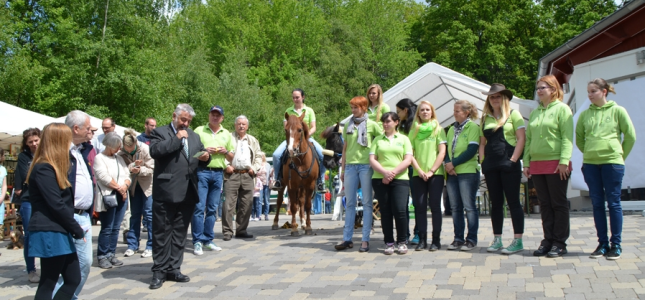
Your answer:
[271,112,319,236]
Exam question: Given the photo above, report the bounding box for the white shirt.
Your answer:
[231,135,252,170]
[70,143,94,210]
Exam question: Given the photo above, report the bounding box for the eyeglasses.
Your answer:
[101,127,112,130]
[536,86,551,91]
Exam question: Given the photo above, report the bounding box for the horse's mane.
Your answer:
[285,114,309,140]
[320,125,336,139]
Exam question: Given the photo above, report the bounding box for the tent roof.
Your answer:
[0,102,56,150]
[383,63,537,127]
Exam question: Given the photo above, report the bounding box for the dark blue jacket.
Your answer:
[68,141,95,214]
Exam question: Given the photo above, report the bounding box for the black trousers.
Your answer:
[410,176,444,235]
[484,169,524,235]
[151,193,196,275]
[373,179,409,244]
[532,174,570,248]
[36,253,80,300]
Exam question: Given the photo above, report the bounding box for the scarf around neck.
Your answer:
[347,113,368,146]
[451,118,470,157]
[416,121,436,140]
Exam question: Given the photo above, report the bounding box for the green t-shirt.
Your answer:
[479,110,525,147]
[447,120,480,174]
[411,125,447,177]
[194,125,235,169]
[367,103,390,123]
[344,120,381,165]
[284,105,316,128]
[370,133,413,180]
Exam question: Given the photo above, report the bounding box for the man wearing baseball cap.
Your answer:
[191,105,235,255]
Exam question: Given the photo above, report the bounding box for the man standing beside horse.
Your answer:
[222,115,263,241]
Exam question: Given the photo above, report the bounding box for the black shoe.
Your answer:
[415,233,427,251]
[533,245,551,256]
[109,256,124,266]
[547,246,567,257]
[447,240,464,250]
[359,242,370,253]
[606,244,621,260]
[166,272,190,282]
[429,233,441,251]
[335,241,353,250]
[149,273,165,289]
[223,234,232,241]
[235,233,254,239]
[316,182,327,193]
[271,180,282,191]
[589,243,610,258]
[429,242,441,251]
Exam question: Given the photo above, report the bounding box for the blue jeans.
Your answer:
[127,184,153,250]
[54,211,92,299]
[446,173,480,244]
[313,193,322,214]
[272,139,326,184]
[97,198,127,258]
[261,185,270,216]
[252,196,261,218]
[582,163,625,245]
[192,168,223,244]
[20,202,36,273]
[343,164,374,242]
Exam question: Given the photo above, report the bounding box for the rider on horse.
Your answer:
[271,88,327,193]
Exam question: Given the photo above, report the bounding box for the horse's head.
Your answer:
[321,122,343,170]
[284,112,309,157]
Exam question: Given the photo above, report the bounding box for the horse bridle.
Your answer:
[287,123,318,180]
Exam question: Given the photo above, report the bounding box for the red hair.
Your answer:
[349,96,369,112]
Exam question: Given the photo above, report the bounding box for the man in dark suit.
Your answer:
[148,104,211,289]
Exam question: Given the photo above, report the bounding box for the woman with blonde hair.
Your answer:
[577,78,635,260]
[26,123,85,299]
[479,84,526,254]
[409,101,446,251]
[445,100,481,251]
[524,75,573,257]
[366,84,390,123]
[119,129,155,258]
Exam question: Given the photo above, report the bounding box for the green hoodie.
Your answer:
[575,100,636,165]
[524,100,574,164]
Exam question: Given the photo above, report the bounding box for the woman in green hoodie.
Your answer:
[576,78,636,260]
[523,75,573,258]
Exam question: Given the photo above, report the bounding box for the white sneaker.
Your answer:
[141,249,152,258]
[204,242,222,251]
[194,242,204,256]
[124,249,136,257]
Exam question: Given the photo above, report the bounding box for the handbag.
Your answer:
[97,155,120,209]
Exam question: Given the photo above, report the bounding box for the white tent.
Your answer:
[53,116,138,139]
[383,63,537,126]
[0,101,56,150]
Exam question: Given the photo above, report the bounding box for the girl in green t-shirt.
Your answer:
[478,84,526,255]
[409,101,446,251]
[370,112,412,255]
[445,100,481,251]
[334,96,381,253]
[366,84,390,123]
[577,78,636,260]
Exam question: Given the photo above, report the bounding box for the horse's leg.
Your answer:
[289,189,299,236]
[272,188,285,230]
[304,189,314,235]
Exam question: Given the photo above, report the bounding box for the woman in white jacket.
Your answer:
[94,132,131,269]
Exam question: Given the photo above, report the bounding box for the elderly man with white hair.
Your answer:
[148,104,211,289]
[222,115,263,241]
[52,110,94,299]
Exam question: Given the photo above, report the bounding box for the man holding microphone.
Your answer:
[191,106,235,255]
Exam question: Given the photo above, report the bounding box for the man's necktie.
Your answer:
[182,138,189,157]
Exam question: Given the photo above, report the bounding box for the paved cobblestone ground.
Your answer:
[2,213,645,299]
